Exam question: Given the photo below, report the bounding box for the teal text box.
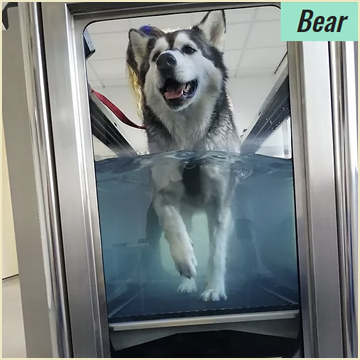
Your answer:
[281,2,358,41]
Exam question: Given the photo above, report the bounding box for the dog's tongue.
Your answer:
[164,84,186,100]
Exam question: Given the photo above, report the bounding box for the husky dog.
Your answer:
[127,10,240,301]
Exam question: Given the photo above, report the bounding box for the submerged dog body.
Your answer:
[128,11,240,301]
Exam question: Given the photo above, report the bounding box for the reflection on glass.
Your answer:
[86,5,300,357]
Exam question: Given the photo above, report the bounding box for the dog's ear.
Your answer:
[195,10,226,52]
[128,29,148,70]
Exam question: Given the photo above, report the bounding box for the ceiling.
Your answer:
[86,6,286,89]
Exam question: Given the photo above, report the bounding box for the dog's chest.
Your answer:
[167,116,207,149]
[154,99,215,151]
[182,159,202,198]
[180,159,218,208]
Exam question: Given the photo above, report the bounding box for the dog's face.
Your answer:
[128,11,227,112]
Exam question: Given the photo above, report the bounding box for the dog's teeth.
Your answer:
[183,84,190,95]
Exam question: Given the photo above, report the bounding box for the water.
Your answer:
[94,150,299,323]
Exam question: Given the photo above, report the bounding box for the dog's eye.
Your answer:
[182,45,196,55]
[152,51,161,62]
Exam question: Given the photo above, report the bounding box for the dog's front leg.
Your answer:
[200,163,233,301]
[151,164,197,279]
[177,208,197,293]
[153,195,197,279]
[201,205,231,301]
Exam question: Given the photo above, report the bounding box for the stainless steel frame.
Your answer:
[110,311,300,352]
[13,1,356,357]
[3,4,71,357]
[288,41,344,357]
[18,4,72,357]
[329,41,358,358]
[39,4,111,357]
[109,310,299,332]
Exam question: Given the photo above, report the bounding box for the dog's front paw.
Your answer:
[177,278,197,294]
[170,241,197,279]
[200,289,227,302]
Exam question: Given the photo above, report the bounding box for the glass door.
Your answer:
[85,6,300,357]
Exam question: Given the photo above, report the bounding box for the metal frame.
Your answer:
[17,3,72,357]
[16,1,356,357]
[3,5,71,357]
[110,311,301,353]
[39,4,111,357]
[109,310,299,332]
[328,41,358,358]
[288,41,346,357]
[67,2,277,18]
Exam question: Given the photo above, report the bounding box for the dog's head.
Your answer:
[127,11,227,112]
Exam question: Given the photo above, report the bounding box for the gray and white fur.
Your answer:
[128,10,241,301]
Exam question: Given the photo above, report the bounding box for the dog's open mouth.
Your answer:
[160,79,198,102]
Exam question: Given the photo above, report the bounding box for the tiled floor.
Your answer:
[2,276,27,358]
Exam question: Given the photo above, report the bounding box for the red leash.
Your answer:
[92,89,146,130]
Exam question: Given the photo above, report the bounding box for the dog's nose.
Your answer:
[156,52,177,70]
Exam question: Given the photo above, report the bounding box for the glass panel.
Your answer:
[86,5,300,357]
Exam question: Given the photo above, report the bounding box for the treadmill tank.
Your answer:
[95,151,299,324]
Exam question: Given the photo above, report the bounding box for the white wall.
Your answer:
[227,75,278,136]
[2,121,19,279]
